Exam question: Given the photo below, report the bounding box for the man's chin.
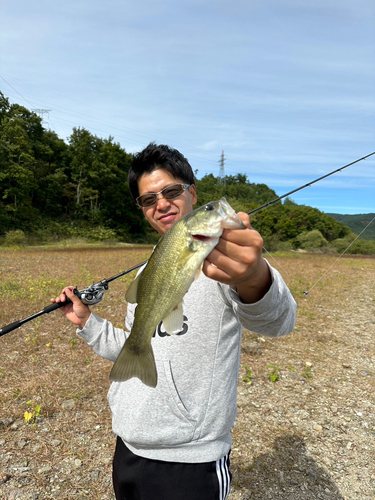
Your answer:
[161,221,176,232]
[155,217,177,234]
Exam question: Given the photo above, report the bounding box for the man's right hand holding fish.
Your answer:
[202,210,273,304]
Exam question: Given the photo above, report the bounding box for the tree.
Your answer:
[0,100,41,230]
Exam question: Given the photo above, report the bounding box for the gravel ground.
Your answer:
[230,270,375,500]
[1,254,374,499]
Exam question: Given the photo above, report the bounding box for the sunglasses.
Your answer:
[136,183,191,208]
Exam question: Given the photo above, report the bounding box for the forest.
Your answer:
[1,92,374,254]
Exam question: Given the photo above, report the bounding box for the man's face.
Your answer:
[137,169,197,235]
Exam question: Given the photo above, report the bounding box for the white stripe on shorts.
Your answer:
[215,452,231,500]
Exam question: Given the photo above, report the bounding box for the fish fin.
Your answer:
[162,302,184,335]
[179,244,196,262]
[125,273,141,303]
[109,343,157,388]
[194,262,203,281]
[219,198,246,229]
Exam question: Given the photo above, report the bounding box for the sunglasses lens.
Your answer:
[139,195,157,207]
[138,184,186,207]
[163,185,184,199]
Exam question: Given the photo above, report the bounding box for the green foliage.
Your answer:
[69,338,78,348]
[24,399,42,424]
[262,235,293,252]
[267,364,280,382]
[0,92,145,240]
[242,365,252,383]
[195,173,277,213]
[345,239,375,255]
[252,202,351,249]
[327,213,375,241]
[332,233,375,255]
[3,229,26,246]
[0,92,372,252]
[297,230,328,250]
[302,367,313,379]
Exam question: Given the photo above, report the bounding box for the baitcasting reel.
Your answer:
[73,281,109,305]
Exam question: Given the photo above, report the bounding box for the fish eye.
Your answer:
[205,204,214,211]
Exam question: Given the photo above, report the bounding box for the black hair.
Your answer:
[128,143,195,201]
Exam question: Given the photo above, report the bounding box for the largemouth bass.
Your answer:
[109,198,245,387]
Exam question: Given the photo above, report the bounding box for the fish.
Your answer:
[109,198,246,387]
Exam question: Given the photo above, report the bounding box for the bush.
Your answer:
[296,230,328,251]
[262,234,293,252]
[29,222,118,244]
[332,234,356,253]
[3,229,27,247]
[349,239,375,255]
[332,234,375,255]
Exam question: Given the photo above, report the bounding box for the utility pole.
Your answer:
[32,109,52,129]
[219,150,226,185]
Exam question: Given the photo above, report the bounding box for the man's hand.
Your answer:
[51,286,91,328]
[203,212,272,304]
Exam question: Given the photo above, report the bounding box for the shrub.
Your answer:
[332,234,375,255]
[296,230,328,251]
[3,230,27,247]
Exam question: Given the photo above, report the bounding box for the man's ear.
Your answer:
[190,184,197,205]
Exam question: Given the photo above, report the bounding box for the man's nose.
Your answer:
[155,193,171,209]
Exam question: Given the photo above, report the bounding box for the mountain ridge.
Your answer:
[327,213,375,241]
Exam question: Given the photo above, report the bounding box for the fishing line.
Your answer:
[303,214,375,296]
[247,151,375,216]
[1,152,374,336]
[247,152,375,294]
[261,247,291,280]
[0,73,36,109]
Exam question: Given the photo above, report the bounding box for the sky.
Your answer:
[1,0,374,215]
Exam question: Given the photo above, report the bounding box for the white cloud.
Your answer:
[198,140,219,151]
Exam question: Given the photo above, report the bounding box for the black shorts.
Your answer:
[112,436,231,500]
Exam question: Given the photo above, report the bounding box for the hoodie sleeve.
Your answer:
[75,308,133,362]
[220,261,297,338]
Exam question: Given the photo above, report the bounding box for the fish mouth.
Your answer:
[191,234,214,242]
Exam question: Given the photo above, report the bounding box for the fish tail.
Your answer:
[109,343,157,388]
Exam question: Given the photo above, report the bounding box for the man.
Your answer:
[53,143,297,500]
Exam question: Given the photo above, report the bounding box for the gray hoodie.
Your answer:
[77,262,296,463]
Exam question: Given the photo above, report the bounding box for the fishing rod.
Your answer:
[1,151,374,337]
[0,262,146,337]
[247,151,375,215]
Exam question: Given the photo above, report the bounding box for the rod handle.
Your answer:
[42,299,72,314]
[0,298,72,337]
[0,321,23,336]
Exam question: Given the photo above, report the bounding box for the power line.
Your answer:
[0,70,219,164]
[0,73,36,109]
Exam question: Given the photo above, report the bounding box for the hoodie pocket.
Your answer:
[108,359,197,448]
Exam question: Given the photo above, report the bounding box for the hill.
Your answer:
[327,213,375,241]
